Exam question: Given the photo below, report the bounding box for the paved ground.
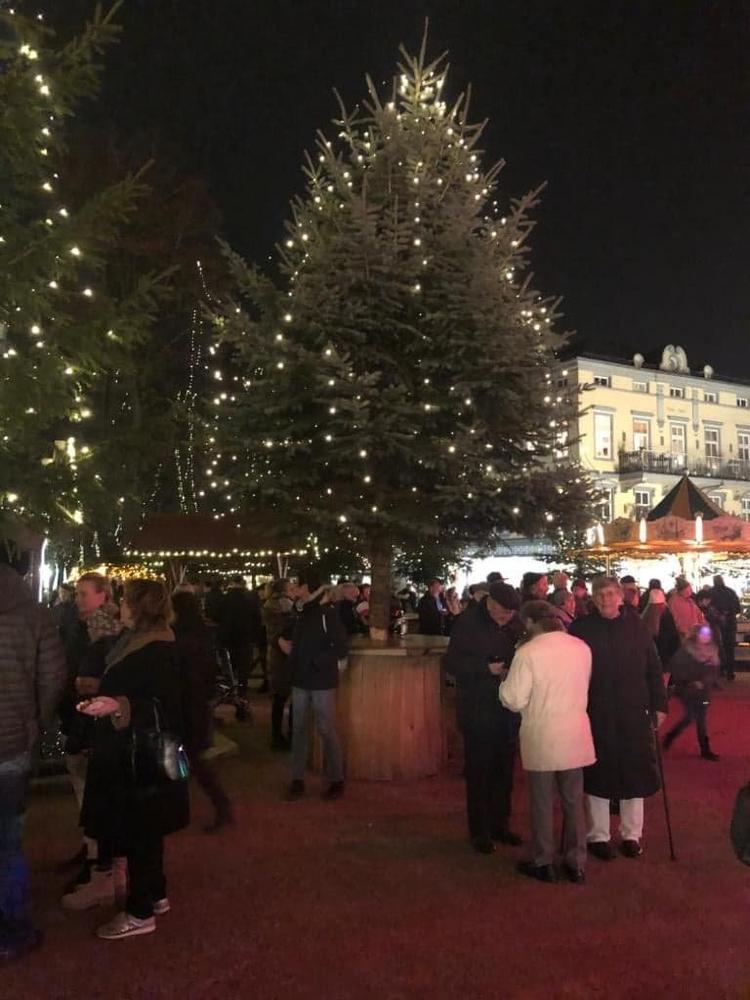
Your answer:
[6,680,750,999]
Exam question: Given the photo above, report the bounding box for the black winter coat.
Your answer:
[217,586,262,645]
[81,640,190,849]
[569,611,667,800]
[443,599,522,738]
[288,595,349,690]
[418,593,447,636]
[174,622,217,753]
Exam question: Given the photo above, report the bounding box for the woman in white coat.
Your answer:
[499,601,596,884]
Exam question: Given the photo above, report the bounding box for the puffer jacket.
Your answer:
[0,564,66,762]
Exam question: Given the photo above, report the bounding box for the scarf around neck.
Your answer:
[105,626,175,670]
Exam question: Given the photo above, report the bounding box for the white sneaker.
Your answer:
[152,897,170,915]
[61,868,115,911]
[96,911,156,940]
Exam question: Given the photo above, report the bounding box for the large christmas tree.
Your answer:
[0,3,162,555]
[212,38,597,635]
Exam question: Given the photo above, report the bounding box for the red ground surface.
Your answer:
[5,681,750,999]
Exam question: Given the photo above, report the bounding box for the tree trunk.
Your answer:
[369,538,393,641]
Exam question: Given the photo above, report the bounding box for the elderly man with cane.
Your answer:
[569,576,668,860]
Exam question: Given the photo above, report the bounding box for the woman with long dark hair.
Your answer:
[76,580,189,940]
[172,590,233,831]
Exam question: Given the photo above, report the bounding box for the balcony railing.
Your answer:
[618,450,750,482]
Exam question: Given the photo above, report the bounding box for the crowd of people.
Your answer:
[0,537,746,958]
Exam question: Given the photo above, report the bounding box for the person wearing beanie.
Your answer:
[444,581,524,854]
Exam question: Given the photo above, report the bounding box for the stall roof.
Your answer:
[124,513,308,559]
[647,476,724,522]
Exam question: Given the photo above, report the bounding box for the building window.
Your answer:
[708,493,724,509]
[704,427,721,459]
[669,386,685,399]
[704,391,717,404]
[597,488,614,523]
[738,432,750,463]
[593,412,613,459]
[738,397,749,409]
[593,375,611,388]
[633,417,650,452]
[669,423,686,463]
[634,489,651,520]
[633,380,648,393]
[742,497,750,521]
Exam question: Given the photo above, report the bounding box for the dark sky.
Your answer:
[59,0,750,373]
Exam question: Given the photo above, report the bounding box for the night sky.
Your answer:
[59,0,750,374]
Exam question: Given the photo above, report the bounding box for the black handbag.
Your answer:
[130,697,190,786]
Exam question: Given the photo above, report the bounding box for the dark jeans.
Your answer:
[126,835,165,920]
[188,750,232,818]
[226,643,252,694]
[0,754,32,945]
[462,725,516,841]
[271,694,293,741]
[665,694,709,751]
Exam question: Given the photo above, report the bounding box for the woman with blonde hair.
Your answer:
[75,579,189,940]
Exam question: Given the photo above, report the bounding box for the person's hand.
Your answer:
[487,661,505,677]
[654,711,667,728]
[77,696,120,717]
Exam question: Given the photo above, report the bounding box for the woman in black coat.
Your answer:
[172,591,233,831]
[77,580,189,940]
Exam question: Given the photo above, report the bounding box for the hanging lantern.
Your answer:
[695,513,703,544]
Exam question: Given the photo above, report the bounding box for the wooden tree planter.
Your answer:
[311,635,452,781]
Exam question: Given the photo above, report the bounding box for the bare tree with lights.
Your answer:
[212,35,596,637]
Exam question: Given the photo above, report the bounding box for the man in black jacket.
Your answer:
[709,574,742,681]
[0,543,65,961]
[569,577,667,860]
[285,569,349,801]
[217,576,262,697]
[443,582,524,854]
[418,578,448,635]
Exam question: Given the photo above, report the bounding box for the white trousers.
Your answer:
[586,794,644,843]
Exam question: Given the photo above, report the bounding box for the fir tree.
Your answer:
[0,2,162,554]
[212,36,597,634]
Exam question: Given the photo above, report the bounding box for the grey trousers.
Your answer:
[527,768,587,870]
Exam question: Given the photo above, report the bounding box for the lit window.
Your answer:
[634,489,651,519]
[738,432,750,463]
[593,375,611,388]
[593,412,613,460]
[704,427,720,459]
[669,386,684,399]
[633,417,650,451]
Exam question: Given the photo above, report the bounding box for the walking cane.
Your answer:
[653,715,677,861]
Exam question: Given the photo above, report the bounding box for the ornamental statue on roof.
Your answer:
[659,345,690,373]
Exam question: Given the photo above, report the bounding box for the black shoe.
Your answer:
[619,839,643,858]
[55,845,87,873]
[563,865,586,884]
[321,781,344,801]
[285,780,305,800]
[0,929,43,963]
[587,841,616,861]
[491,828,524,847]
[63,859,94,894]
[701,749,720,762]
[471,837,496,855]
[516,861,556,883]
[271,735,290,752]
[204,810,235,834]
